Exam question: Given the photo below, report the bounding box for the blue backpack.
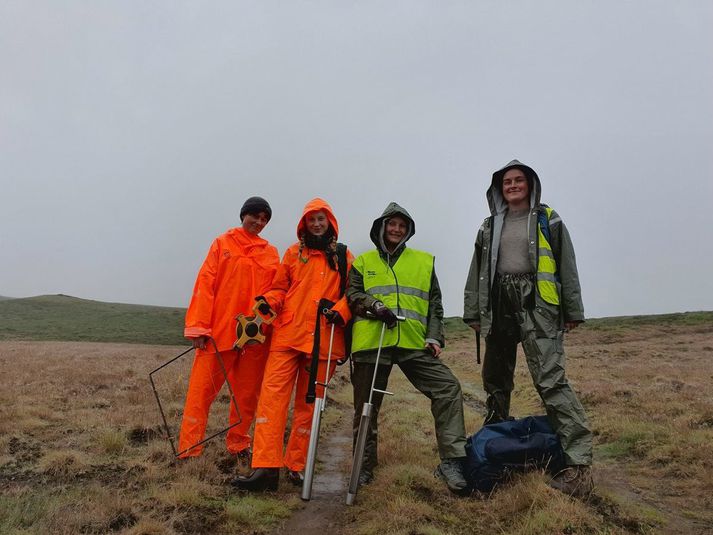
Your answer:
[464,416,566,492]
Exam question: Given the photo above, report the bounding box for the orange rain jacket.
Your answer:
[263,198,353,360]
[251,199,353,470]
[178,226,279,457]
[184,227,280,352]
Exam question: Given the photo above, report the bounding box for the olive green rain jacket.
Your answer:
[347,202,445,362]
[463,160,585,334]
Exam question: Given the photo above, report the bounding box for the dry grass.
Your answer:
[343,319,713,535]
[0,342,304,534]
[1,315,712,534]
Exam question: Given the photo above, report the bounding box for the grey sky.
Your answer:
[2,1,712,318]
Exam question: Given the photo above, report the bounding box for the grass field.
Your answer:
[1,298,712,534]
[0,295,185,345]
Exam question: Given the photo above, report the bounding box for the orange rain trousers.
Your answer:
[177,343,269,456]
[178,227,279,458]
[251,349,337,471]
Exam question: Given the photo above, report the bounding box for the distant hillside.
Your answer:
[0,294,186,345]
[0,295,16,301]
[1,295,710,346]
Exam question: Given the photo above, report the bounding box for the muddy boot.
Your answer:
[483,409,515,427]
[358,469,374,486]
[286,470,304,488]
[434,458,469,495]
[231,468,279,492]
[549,465,593,497]
[235,448,252,476]
[482,409,504,426]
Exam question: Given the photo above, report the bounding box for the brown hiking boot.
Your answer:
[549,465,593,497]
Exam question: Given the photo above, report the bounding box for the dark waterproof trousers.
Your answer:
[352,350,467,475]
[483,273,593,466]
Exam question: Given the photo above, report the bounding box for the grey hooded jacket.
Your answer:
[463,160,585,334]
[347,202,445,351]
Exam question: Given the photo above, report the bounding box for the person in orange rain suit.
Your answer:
[232,198,353,491]
[177,196,280,460]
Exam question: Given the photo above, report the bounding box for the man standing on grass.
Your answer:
[463,160,593,496]
[347,202,469,495]
[178,197,279,465]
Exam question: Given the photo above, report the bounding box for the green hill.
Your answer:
[0,294,186,345]
[2,295,710,346]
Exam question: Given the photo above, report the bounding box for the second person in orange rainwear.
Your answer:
[178,197,280,462]
[232,198,353,491]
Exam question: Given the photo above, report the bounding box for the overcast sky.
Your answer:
[1,1,712,318]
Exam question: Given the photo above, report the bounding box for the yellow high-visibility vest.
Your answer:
[352,248,433,352]
[537,207,560,305]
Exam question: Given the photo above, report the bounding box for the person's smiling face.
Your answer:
[305,210,329,236]
[502,168,530,208]
[241,211,269,235]
[384,216,408,250]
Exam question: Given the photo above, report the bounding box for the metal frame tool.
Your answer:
[149,337,242,457]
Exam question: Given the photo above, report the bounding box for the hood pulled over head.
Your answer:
[370,202,415,253]
[297,197,339,239]
[487,159,542,215]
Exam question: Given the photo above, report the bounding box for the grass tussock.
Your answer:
[223,495,295,532]
[37,449,90,478]
[124,518,177,535]
[98,428,128,456]
[151,478,218,508]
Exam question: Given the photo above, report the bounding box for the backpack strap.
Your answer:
[336,243,348,297]
[537,204,552,244]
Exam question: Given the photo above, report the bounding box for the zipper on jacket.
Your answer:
[384,252,401,347]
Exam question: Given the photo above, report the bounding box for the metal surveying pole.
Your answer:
[301,321,336,501]
[346,319,397,506]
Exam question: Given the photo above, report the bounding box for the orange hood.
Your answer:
[296,198,339,239]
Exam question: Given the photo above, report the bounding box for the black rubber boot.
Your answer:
[358,469,374,486]
[231,468,279,491]
[286,470,304,487]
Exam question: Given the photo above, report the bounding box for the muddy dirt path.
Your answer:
[275,410,353,534]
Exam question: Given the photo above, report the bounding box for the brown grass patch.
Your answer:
[2,318,713,534]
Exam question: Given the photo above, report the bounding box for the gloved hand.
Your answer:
[323,308,344,326]
[371,300,397,329]
[254,296,272,315]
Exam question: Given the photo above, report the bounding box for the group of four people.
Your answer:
[177,159,594,497]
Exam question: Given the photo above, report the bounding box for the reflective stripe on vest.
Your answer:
[352,248,433,352]
[537,207,560,305]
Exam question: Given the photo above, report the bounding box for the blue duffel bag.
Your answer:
[464,415,566,492]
